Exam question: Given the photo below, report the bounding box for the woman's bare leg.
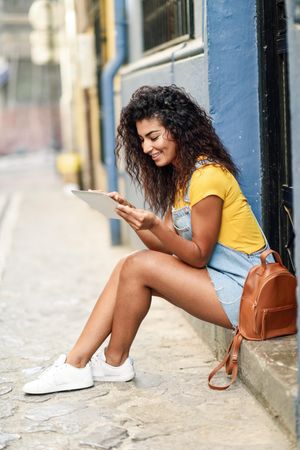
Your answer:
[66,257,127,367]
[105,250,232,366]
[67,249,232,368]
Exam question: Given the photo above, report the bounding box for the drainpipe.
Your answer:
[101,0,126,245]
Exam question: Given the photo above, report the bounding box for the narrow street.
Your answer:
[0,152,294,450]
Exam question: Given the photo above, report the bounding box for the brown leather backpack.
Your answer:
[208,249,297,390]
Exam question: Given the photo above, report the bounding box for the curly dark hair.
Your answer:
[116,85,239,215]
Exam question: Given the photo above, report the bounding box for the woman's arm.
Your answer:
[116,195,223,268]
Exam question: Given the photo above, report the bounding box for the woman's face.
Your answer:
[136,118,177,167]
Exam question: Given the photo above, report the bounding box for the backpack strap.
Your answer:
[208,329,243,390]
[260,249,283,266]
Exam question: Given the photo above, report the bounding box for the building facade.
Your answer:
[118,0,299,440]
[0,0,61,154]
[57,0,299,440]
[286,0,300,439]
[119,0,295,271]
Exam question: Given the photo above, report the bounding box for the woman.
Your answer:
[23,85,267,395]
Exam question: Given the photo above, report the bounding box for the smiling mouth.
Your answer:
[150,152,161,160]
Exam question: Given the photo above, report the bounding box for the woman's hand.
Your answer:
[116,204,160,231]
[88,190,136,208]
[107,191,136,209]
[88,190,169,252]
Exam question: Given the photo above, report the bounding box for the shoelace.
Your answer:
[37,356,65,379]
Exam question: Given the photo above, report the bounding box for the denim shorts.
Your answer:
[206,242,271,327]
[171,186,271,327]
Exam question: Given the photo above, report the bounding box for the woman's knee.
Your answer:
[119,250,158,281]
[113,250,141,274]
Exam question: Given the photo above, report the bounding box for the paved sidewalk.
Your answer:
[0,152,295,449]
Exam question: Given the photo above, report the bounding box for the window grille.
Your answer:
[142,0,193,52]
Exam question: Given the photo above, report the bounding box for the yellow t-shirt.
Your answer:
[174,164,265,253]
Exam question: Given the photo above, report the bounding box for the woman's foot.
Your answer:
[22,354,94,395]
[91,349,135,382]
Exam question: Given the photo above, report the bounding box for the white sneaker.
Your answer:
[23,354,94,395]
[91,350,135,382]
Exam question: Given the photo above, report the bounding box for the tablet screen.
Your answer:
[72,190,121,220]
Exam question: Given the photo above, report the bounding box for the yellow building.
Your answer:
[58,0,116,191]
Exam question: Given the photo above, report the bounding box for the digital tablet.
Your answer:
[72,190,121,219]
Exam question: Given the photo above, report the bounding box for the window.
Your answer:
[295,0,300,23]
[2,0,33,14]
[142,0,193,53]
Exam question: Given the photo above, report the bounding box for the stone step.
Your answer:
[183,314,297,442]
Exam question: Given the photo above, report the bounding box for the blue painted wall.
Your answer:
[207,1,262,219]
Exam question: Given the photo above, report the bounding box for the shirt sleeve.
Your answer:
[189,165,228,207]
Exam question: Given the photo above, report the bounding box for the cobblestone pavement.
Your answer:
[0,152,295,449]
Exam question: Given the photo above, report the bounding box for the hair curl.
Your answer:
[116,85,239,215]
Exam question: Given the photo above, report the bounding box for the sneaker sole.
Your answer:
[93,374,135,382]
[23,381,94,395]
